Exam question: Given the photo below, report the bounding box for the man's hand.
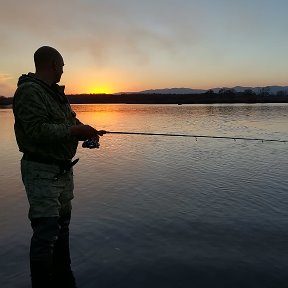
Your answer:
[69,125,105,141]
[96,130,106,136]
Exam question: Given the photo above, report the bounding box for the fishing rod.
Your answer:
[82,130,288,148]
[105,131,288,143]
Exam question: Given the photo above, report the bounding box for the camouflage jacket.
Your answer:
[13,73,80,160]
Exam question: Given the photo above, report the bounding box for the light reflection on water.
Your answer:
[1,104,288,288]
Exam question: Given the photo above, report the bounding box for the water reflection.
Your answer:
[1,104,288,288]
[72,104,288,141]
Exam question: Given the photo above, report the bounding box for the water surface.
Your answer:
[1,104,288,288]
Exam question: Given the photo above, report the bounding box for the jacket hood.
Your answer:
[17,73,38,87]
[17,73,65,95]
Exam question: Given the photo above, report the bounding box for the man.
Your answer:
[13,46,103,287]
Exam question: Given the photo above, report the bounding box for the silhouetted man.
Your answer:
[13,46,103,288]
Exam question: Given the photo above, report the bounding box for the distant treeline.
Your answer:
[0,96,13,106]
[1,90,288,106]
[67,90,288,104]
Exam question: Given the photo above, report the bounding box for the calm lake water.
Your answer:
[1,104,288,288]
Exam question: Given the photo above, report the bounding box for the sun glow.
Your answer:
[69,70,130,95]
[87,85,114,94]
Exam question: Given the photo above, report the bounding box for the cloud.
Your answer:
[0,0,203,65]
[0,74,13,81]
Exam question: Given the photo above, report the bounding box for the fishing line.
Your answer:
[104,131,288,143]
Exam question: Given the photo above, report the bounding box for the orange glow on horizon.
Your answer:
[86,85,114,94]
[67,71,124,94]
[66,81,117,95]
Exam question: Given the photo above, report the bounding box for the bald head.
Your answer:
[34,46,64,84]
[34,46,62,70]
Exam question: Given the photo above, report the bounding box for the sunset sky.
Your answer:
[1,0,288,96]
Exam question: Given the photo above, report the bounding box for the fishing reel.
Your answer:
[82,138,100,149]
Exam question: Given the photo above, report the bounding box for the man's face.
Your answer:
[53,56,64,83]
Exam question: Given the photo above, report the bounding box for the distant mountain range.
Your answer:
[133,86,288,95]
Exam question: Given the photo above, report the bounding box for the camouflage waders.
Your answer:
[21,157,77,288]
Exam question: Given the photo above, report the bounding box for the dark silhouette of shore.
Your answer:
[1,91,288,106]
[66,90,288,104]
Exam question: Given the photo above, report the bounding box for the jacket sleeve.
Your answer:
[70,108,83,125]
[13,84,72,144]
